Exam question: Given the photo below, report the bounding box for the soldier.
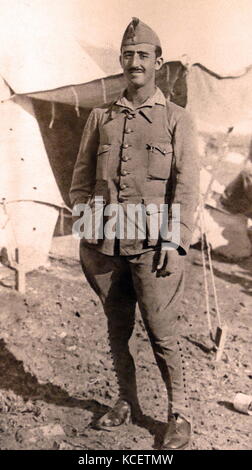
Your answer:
[70,18,199,450]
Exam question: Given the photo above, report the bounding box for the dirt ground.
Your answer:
[0,246,251,451]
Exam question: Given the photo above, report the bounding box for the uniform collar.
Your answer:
[109,87,166,122]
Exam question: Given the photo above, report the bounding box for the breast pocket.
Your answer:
[147,143,173,180]
[96,144,111,181]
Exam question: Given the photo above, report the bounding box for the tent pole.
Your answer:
[15,248,26,295]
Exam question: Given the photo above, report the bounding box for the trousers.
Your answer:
[80,242,190,422]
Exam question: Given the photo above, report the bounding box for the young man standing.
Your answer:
[70,18,199,450]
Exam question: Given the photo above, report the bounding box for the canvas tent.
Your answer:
[0,76,64,271]
[186,63,252,130]
[24,62,252,130]
[0,41,109,272]
[1,56,252,273]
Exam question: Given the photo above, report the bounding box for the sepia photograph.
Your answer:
[0,0,251,456]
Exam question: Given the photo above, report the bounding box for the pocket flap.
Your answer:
[146,143,173,156]
[97,144,111,156]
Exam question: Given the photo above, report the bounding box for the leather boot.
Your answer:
[161,415,191,450]
[95,399,131,430]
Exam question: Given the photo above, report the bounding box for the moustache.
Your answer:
[128,68,145,73]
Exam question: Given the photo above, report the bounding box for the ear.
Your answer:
[155,57,163,71]
[119,54,123,68]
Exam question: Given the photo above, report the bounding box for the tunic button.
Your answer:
[120,183,127,190]
[125,128,133,134]
[118,197,124,203]
[122,143,129,149]
[121,169,128,176]
[127,114,134,120]
[122,156,129,162]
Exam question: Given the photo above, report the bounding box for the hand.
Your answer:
[157,246,181,277]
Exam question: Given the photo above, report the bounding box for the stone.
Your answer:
[16,423,65,444]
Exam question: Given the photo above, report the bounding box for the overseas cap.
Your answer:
[121,17,161,49]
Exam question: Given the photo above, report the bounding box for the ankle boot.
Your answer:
[161,415,191,450]
[95,399,131,430]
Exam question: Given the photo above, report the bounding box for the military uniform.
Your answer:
[70,18,199,432]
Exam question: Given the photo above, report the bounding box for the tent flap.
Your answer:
[24,61,252,130]
[187,64,252,128]
[25,62,187,109]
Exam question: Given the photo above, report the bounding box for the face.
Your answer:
[120,43,163,88]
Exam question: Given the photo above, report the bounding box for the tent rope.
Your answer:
[49,102,56,129]
[169,67,181,98]
[101,78,107,104]
[199,195,223,339]
[59,207,65,236]
[0,199,67,210]
[199,196,212,336]
[71,86,80,117]
[200,195,222,328]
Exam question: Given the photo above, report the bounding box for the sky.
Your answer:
[71,0,252,73]
[0,0,252,91]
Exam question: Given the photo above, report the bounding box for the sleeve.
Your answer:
[168,110,200,255]
[69,109,99,208]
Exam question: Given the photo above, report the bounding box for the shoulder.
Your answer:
[164,100,196,131]
[165,99,193,121]
[90,101,115,117]
[86,103,115,126]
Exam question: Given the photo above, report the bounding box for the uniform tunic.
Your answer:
[70,88,199,256]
